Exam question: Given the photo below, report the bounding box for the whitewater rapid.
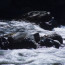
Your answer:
[0,20,65,65]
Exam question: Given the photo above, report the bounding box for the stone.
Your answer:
[40,17,58,30]
[53,40,61,48]
[38,37,54,47]
[0,32,63,49]
[38,33,63,48]
[0,37,9,49]
[38,37,61,48]
[8,37,37,49]
[45,33,63,44]
[22,11,52,23]
[34,33,40,43]
[22,11,58,30]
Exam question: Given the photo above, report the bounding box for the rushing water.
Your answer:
[0,20,65,65]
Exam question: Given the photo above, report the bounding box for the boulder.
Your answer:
[0,37,9,49]
[38,33,63,48]
[45,33,63,44]
[53,40,61,48]
[38,38,54,47]
[0,32,37,49]
[8,37,37,49]
[22,11,52,23]
[0,32,63,49]
[34,33,40,43]
[40,17,58,30]
[22,11,58,30]
[38,37,61,48]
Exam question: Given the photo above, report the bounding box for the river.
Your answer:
[0,20,65,65]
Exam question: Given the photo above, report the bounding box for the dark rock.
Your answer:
[53,40,61,48]
[20,38,37,49]
[7,32,37,49]
[8,37,37,49]
[34,33,40,43]
[38,38,54,47]
[38,37,61,48]
[45,33,63,44]
[8,36,15,49]
[0,32,63,49]
[0,37,9,49]
[40,17,58,30]
[22,11,52,23]
[22,11,58,30]
[38,33,63,48]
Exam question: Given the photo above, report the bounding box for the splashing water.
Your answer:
[0,20,65,65]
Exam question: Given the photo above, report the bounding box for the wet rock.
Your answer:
[38,33,62,48]
[6,32,37,49]
[38,38,54,47]
[45,33,63,44]
[39,37,61,48]
[22,11,58,30]
[8,37,37,49]
[0,37,9,49]
[34,33,40,43]
[40,17,58,30]
[20,38,37,49]
[0,32,63,49]
[22,11,52,23]
[53,40,61,48]
[8,36,15,49]
[7,33,63,49]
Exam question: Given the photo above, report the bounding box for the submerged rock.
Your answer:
[22,11,58,30]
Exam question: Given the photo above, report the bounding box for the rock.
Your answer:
[8,37,37,49]
[8,36,15,49]
[45,33,63,44]
[38,38,54,47]
[40,17,58,30]
[22,11,52,23]
[53,40,61,48]
[0,32,63,49]
[0,0,65,24]
[0,37,9,49]
[22,11,58,30]
[34,33,40,43]
[38,33,63,48]
[7,32,41,49]
[39,37,61,48]
[5,32,37,49]
[20,38,37,49]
